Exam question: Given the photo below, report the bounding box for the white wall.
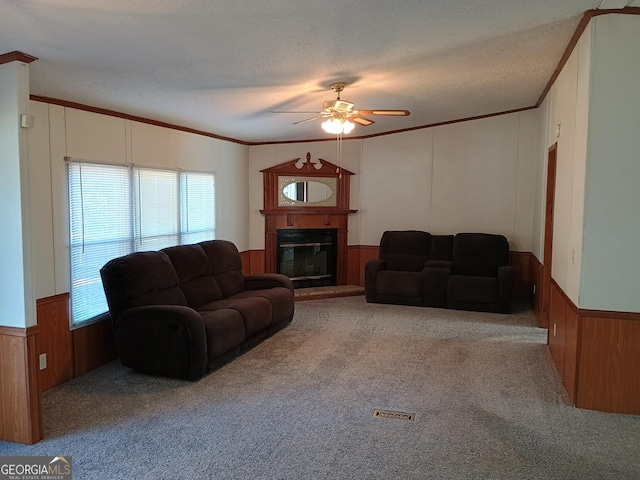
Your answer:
[535,13,640,313]
[534,23,591,306]
[580,15,640,312]
[360,130,432,242]
[27,103,249,300]
[0,61,35,328]
[28,96,540,307]
[249,110,538,252]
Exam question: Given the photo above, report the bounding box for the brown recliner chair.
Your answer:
[444,233,513,313]
[365,231,454,307]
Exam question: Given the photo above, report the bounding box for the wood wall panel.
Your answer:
[73,317,118,377]
[248,250,265,274]
[0,326,42,444]
[510,252,530,301]
[577,315,640,414]
[36,294,73,392]
[240,251,250,275]
[563,307,580,404]
[346,246,360,286]
[548,281,567,379]
[529,255,543,319]
[355,246,379,287]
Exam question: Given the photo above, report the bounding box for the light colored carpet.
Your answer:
[1,297,639,479]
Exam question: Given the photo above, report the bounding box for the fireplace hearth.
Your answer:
[277,228,337,288]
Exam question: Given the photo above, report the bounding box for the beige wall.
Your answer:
[0,60,35,328]
[27,99,541,307]
[580,15,640,312]
[536,14,640,313]
[533,22,591,307]
[249,110,538,253]
[26,102,250,301]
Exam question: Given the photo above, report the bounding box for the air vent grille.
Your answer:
[372,409,415,421]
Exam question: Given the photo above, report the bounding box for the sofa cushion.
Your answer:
[199,240,246,298]
[199,309,245,358]
[452,233,509,276]
[100,251,187,321]
[448,275,498,304]
[162,244,223,309]
[430,235,454,261]
[199,296,273,338]
[380,230,432,271]
[231,287,295,326]
[377,270,423,297]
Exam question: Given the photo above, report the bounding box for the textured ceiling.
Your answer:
[1,1,638,143]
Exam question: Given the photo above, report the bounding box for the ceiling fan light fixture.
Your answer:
[322,117,355,135]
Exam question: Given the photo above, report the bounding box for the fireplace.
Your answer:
[277,228,337,288]
[260,155,357,286]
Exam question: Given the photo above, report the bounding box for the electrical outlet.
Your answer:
[39,353,47,370]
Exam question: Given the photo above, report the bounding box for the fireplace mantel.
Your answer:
[260,154,356,285]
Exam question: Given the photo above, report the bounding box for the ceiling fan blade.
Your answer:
[356,109,410,116]
[351,116,375,126]
[292,115,326,125]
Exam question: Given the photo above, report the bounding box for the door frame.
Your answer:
[539,143,557,329]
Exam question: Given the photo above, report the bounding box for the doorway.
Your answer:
[540,144,557,329]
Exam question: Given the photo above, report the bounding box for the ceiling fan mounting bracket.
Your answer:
[330,82,346,95]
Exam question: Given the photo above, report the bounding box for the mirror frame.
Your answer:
[278,176,337,207]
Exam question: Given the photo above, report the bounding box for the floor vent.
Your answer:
[372,409,415,422]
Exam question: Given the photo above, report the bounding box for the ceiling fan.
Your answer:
[271,82,410,134]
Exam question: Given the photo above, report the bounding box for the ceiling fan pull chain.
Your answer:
[337,133,343,178]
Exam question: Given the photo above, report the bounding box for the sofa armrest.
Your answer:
[244,273,294,293]
[114,305,207,380]
[497,265,514,313]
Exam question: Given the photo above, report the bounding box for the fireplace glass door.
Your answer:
[277,228,337,288]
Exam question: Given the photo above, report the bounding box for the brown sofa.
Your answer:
[100,240,294,380]
[365,231,512,313]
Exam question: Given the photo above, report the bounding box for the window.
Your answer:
[67,160,215,326]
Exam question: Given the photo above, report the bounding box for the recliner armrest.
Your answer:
[244,273,294,293]
[497,265,514,313]
[364,259,387,303]
[114,305,207,380]
[425,259,453,270]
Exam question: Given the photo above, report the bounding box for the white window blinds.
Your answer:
[68,161,216,326]
[180,171,216,244]
[134,168,179,251]
[68,162,132,324]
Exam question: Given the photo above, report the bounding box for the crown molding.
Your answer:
[0,51,38,65]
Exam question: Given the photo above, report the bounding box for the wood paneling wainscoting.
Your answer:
[240,250,266,276]
[0,325,42,444]
[34,294,117,391]
[73,316,118,378]
[1,294,117,444]
[36,294,73,392]
[548,279,640,414]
